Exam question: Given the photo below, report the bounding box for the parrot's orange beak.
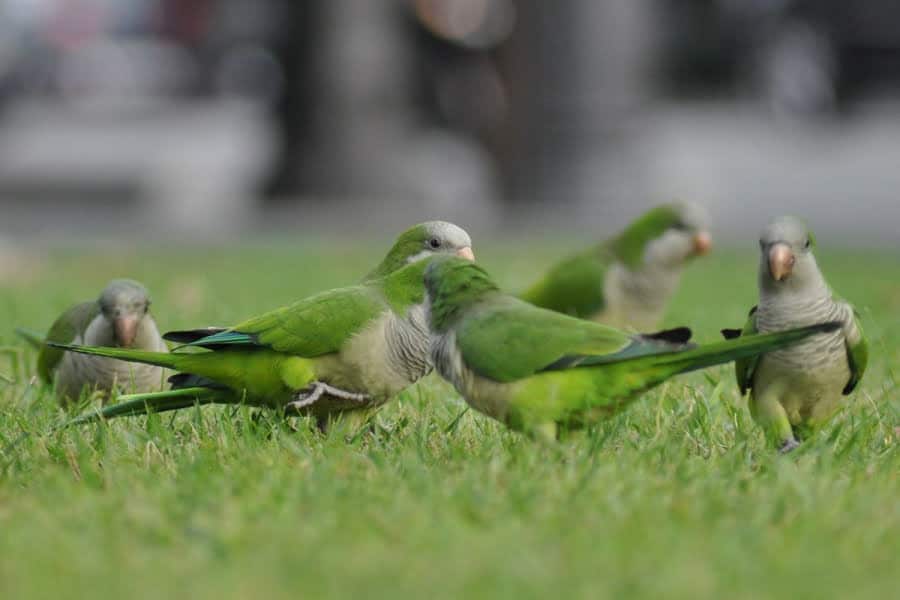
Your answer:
[114,315,139,348]
[768,243,795,281]
[456,246,475,261]
[692,231,712,255]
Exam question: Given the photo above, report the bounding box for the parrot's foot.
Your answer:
[287,382,371,410]
[779,438,801,454]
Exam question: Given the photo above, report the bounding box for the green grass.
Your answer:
[1,240,897,599]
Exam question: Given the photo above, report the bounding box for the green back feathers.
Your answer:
[378,256,434,313]
[424,257,501,333]
[608,204,684,268]
[843,308,868,395]
[366,223,434,280]
[520,203,691,316]
[455,304,643,382]
[732,307,760,395]
[427,257,649,382]
[519,251,609,317]
[185,256,439,358]
[210,286,386,356]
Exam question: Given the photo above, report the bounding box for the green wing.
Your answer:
[456,296,671,382]
[37,301,99,382]
[723,307,758,395]
[190,285,386,357]
[842,305,868,395]
[519,247,611,318]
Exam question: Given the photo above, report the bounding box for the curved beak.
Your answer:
[768,243,795,281]
[114,315,139,348]
[692,231,713,255]
[456,246,475,261]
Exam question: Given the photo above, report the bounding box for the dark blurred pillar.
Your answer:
[266,0,417,198]
[265,0,319,196]
[501,0,658,209]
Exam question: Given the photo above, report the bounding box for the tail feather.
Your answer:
[45,342,185,370]
[168,372,227,390]
[15,328,45,349]
[163,328,227,344]
[65,387,223,427]
[639,327,693,345]
[647,321,842,375]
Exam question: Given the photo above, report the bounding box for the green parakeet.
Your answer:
[52,222,475,427]
[721,216,868,452]
[17,279,168,404]
[520,203,711,330]
[425,256,839,439]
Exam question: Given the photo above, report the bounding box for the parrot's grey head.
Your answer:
[620,202,712,269]
[408,221,475,263]
[368,221,475,280]
[758,216,823,293]
[97,279,152,348]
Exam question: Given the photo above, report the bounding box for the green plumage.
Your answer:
[53,221,475,426]
[51,261,428,422]
[207,286,386,356]
[724,216,869,451]
[607,205,685,268]
[427,257,840,437]
[519,250,610,318]
[520,203,705,324]
[731,307,760,396]
[730,303,867,398]
[34,302,100,383]
[18,279,168,404]
[841,306,868,395]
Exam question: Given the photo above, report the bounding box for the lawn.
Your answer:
[1,239,897,599]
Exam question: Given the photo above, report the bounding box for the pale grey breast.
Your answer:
[384,305,433,383]
[431,330,472,395]
[756,296,849,371]
[617,264,680,313]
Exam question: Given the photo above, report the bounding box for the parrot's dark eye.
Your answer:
[428,238,441,249]
[672,221,689,231]
[804,238,811,249]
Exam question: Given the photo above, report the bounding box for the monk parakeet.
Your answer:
[17,279,168,404]
[721,217,868,452]
[520,203,712,330]
[425,256,839,439]
[51,222,475,427]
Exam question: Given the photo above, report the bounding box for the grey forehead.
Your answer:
[424,221,471,247]
[673,202,709,229]
[760,216,808,243]
[99,279,150,306]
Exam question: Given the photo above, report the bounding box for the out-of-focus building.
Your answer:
[1,0,900,240]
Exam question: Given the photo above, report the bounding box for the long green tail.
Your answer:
[15,328,44,350]
[642,321,841,375]
[65,387,225,427]
[44,341,188,370]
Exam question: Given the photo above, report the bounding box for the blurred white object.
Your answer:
[0,99,275,236]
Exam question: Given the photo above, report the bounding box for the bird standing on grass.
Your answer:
[425,256,840,440]
[17,279,168,404]
[520,202,712,330]
[722,216,867,452]
[51,222,475,428]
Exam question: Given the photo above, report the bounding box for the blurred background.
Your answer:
[1,0,899,245]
